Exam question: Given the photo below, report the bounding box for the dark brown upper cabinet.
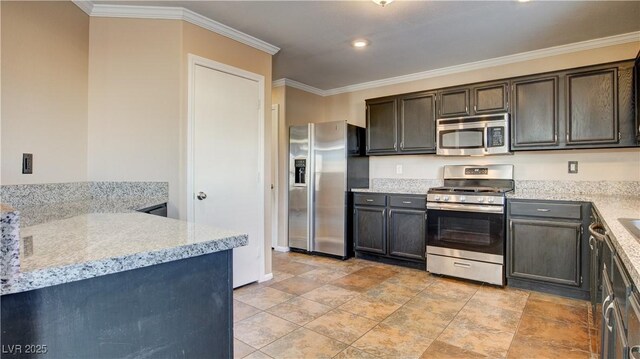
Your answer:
[566,67,619,145]
[437,81,509,118]
[437,88,470,118]
[511,75,559,149]
[472,81,509,114]
[633,51,640,143]
[398,91,437,153]
[365,91,437,156]
[366,97,397,154]
[365,59,638,156]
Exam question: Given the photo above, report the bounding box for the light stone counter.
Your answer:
[1,212,247,295]
[509,192,640,288]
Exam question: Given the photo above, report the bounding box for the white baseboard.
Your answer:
[273,246,290,253]
[259,273,273,283]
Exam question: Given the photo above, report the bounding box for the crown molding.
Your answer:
[323,31,640,96]
[72,2,280,55]
[272,78,327,97]
[272,31,639,97]
[72,1,93,15]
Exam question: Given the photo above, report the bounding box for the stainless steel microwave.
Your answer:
[436,113,510,156]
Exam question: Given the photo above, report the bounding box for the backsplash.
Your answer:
[0,181,169,208]
[369,179,442,194]
[0,182,90,207]
[367,178,640,197]
[514,180,640,196]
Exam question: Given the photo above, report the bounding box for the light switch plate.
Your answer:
[568,161,578,174]
[22,153,33,174]
[396,164,403,175]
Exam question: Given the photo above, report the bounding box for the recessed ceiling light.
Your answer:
[372,0,394,7]
[352,39,369,48]
[517,0,530,2]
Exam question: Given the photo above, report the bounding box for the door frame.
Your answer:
[186,53,267,282]
[271,104,279,249]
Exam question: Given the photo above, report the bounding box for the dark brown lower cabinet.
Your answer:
[388,209,426,261]
[507,199,591,299]
[508,218,582,286]
[353,193,426,267]
[354,206,386,255]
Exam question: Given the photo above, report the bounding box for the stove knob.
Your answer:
[444,196,450,201]
[477,197,485,202]
[488,197,495,203]
[460,196,466,202]
[434,195,441,201]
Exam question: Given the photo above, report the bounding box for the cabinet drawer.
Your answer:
[389,195,426,209]
[510,201,581,220]
[354,193,387,206]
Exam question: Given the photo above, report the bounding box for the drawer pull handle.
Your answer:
[604,301,615,332]
[536,208,550,212]
[366,199,374,202]
[453,262,471,268]
[402,201,412,204]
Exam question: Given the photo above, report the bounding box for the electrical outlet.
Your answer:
[22,153,33,174]
[396,164,403,175]
[568,161,578,174]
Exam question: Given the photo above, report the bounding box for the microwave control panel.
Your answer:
[487,126,505,148]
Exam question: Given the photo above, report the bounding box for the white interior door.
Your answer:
[192,63,262,288]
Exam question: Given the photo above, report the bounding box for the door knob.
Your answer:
[197,192,207,200]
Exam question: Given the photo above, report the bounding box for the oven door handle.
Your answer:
[427,202,504,214]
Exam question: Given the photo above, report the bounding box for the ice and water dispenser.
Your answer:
[294,158,306,186]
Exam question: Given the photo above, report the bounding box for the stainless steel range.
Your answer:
[426,164,514,286]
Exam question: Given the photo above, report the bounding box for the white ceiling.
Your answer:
[92,1,640,91]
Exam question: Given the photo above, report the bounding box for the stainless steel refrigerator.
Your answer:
[288,121,369,258]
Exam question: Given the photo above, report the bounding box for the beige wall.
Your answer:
[1,1,89,185]
[323,41,640,182]
[370,148,640,181]
[285,86,326,125]
[180,21,273,273]
[87,18,182,217]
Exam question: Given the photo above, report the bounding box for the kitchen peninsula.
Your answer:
[0,183,247,358]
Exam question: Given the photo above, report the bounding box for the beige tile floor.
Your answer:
[233,251,599,359]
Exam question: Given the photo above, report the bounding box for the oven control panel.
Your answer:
[464,167,488,175]
[427,193,505,205]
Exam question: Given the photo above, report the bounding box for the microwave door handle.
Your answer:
[483,126,489,153]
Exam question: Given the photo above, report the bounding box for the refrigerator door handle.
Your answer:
[307,124,315,253]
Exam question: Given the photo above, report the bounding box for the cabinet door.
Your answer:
[398,92,436,153]
[472,81,509,114]
[635,53,640,143]
[438,88,470,118]
[566,68,619,145]
[354,206,386,254]
[366,98,397,154]
[508,219,581,286]
[602,273,615,359]
[511,76,559,148]
[388,209,426,260]
[628,293,640,359]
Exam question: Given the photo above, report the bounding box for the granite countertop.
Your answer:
[1,212,247,295]
[16,196,170,227]
[508,192,640,288]
[1,193,248,295]
[351,188,430,195]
